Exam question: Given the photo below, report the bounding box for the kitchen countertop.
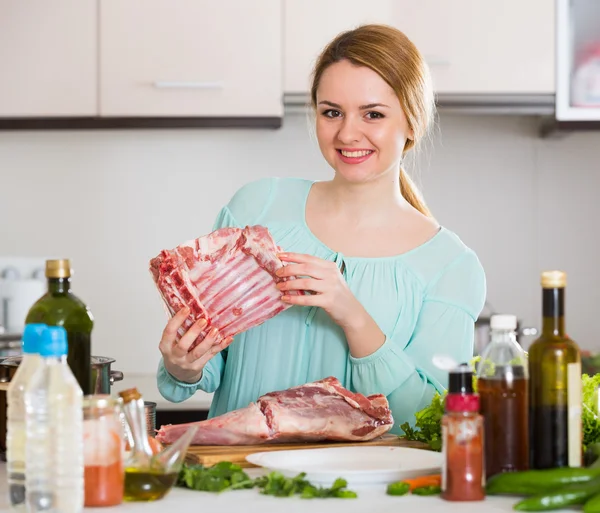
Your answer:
[0,462,575,512]
[110,373,213,411]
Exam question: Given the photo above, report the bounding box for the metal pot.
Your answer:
[0,356,123,457]
[0,355,124,394]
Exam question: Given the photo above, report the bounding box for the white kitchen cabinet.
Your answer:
[284,0,395,94]
[0,0,97,117]
[555,0,600,121]
[99,0,283,119]
[284,0,554,97]
[395,0,555,95]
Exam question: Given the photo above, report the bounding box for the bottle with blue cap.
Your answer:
[6,323,47,512]
[24,325,84,513]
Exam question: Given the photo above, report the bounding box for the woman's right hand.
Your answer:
[159,306,233,384]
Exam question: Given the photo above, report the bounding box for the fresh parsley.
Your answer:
[399,392,445,451]
[177,462,357,499]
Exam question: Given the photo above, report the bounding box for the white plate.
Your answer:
[246,446,442,487]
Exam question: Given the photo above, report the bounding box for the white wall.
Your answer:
[1,112,599,379]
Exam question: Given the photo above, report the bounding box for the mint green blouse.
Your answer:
[156,177,486,433]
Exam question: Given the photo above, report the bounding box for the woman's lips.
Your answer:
[336,149,374,164]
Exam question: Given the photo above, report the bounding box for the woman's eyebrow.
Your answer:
[317,100,390,109]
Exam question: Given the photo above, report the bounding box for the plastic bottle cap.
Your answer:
[490,314,517,331]
[39,326,68,357]
[22,323,47,354]
[448,363,474,394]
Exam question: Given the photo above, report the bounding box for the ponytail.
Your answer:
[399,167,433,218]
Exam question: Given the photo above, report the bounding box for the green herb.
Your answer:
[177,461,255,492]
[255,472,357,498]
[399,392,445,451]
[177,463,357,499]
[399,357,479,451]
[582,373,600,453]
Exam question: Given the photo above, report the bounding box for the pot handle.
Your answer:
[110,370,124,385]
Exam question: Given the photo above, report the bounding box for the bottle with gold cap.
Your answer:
[529,270,582,469]
[25,259,94,395]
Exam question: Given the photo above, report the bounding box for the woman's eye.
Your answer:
[322,109,341,118]
[366,111,384,119]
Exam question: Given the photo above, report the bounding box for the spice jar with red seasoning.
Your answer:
[441,363,485,502]
[83,395,125,507]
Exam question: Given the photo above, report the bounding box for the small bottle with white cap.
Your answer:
[476,314,529,480]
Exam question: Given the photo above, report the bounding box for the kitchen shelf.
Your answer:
[555,0,600,122]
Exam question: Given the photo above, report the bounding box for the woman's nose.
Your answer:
[336,116,362,144]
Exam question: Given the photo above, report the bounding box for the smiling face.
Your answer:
[315,59,414,184]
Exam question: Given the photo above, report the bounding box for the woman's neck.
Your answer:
[325,172,407,223]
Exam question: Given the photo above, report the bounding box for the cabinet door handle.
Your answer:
[153,81,223,89]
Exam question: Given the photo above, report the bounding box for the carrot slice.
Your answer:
[401,474,442,491]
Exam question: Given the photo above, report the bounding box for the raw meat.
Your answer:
[149,225,301,351]
[155,377,394,445]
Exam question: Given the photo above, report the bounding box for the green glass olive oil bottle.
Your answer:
[25,259,94,394]
[528,270,582,469]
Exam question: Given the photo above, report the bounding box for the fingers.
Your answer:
[281,293,321,306]
[193,336,234,370]
[159,306,190,353]
[276,254,338,280]
[276,263,327,280]
[174,317,208,354]
[278,252,324,265]
[277,278,323,294]
[186,326,222,362]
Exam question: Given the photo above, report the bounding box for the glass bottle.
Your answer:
[529,270,582,469]
[25,259,94,395]
[6,323,46,511]
[441,363,485,502]
[119,387,197,502]
[477,314,529,478]
[83,395,125,507]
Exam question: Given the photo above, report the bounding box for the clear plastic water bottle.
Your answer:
[6,323,46,511]
[25,326,84,513]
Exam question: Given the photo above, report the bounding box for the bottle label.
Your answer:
[568,361,583,467]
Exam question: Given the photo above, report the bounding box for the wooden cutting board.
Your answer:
[185,434,430,468]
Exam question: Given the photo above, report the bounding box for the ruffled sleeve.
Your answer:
[349,249,486,428]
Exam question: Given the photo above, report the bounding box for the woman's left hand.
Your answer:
[275,252,365,330]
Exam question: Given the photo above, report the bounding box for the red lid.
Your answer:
[445,393,480,412]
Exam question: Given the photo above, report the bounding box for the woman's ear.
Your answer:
[407,128,415,141]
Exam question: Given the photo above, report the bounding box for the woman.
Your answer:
[156,24,486,433]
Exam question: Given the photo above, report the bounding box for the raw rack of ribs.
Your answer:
[149,225,302,351]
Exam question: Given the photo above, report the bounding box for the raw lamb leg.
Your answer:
[155,377,394,445]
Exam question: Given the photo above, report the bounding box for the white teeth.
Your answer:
[340,150,373,158]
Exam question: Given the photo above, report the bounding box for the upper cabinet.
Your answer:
[99,0,283,119]
[284,0,395,94]
[0,0,97,117]
[555,0,600,121]
[283,0,555,97]
[395,0,555,95]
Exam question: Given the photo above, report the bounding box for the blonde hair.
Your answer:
[310,24,435,217]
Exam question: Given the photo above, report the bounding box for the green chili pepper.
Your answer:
[513,477,600,511]
[386,481,410,496]
[412,485,441,496]
[584,492,600,513]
